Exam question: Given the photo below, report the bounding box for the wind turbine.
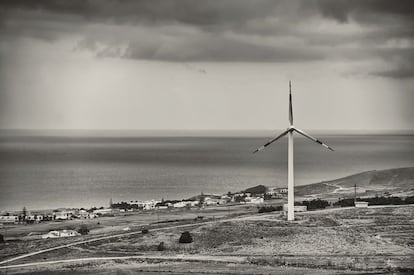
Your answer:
[253,81,334,221]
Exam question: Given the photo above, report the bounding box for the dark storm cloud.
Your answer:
[315,0,414,23]
[0,0,277,26]
[0,0,413,77]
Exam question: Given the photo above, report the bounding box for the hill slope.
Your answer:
[295,167,414,199]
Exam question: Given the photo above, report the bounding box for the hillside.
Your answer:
[295,167,414,199]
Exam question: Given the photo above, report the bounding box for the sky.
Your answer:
[0,0,413,133]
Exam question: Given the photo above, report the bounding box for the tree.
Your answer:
[405,196,414,204]
[157,241,165,251]
[0,234,4,243]
[179,231,193,243]
[78,224,89,235]
[21,206,27,221]
[302,199,330,210]
[198,196,205,208]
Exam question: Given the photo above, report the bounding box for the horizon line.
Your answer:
[0,128,413,137]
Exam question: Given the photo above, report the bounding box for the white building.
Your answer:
[93,208,113,215]
[54,212,71,220]
[204,197,220,205]
[42,230,80,239]
[185,200,199,207]
[173,201,187,208]
[0,215,19,224]
[246,197,264,204]
[142,200,161,210]
[25,215,43,223]
[355,201,369,208]
[78,210,96,219]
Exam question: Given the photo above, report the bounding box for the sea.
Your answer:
[1,134,414,211]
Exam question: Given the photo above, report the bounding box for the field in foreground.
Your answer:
[1,205,413,274]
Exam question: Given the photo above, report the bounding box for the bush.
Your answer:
[142,227,149,234]
[302,199,330,210]
[179,231,193,243]
[405,196,414,204]
[334,198,355,207]
[334,196,410,207]
[157,241,165,251]
[77,224,89,235]
[258,206,283,213]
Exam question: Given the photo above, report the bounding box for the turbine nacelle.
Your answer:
[253,81,334,154]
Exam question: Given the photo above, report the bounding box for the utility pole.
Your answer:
[354,183,357,205]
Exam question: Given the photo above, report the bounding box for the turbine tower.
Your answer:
[253,81,334,221]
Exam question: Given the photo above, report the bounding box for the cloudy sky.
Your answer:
[0,0,413,133]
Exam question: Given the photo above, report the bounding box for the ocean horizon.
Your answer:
[1,134,414,211]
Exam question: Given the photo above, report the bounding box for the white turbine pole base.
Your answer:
[287,130,294,221]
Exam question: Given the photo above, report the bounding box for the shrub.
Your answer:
[302,199,330,210]
[405,196,414,204]
[179,231,193,243]
[334,198,355,207]
[77,224,89,235]
[258,206,283,213]
[334,196,410,207]
[142,227,149,234]
[157,241,165,251]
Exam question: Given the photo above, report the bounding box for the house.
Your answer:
[78,210,96,219]
[143,200,161,210]
[204,197,220,205]
[0,215,19,224]
[54,212,71,220]
[219,198,230,205]
[93,208,113,215]
[277,188,288,194]
[25,215,44,223]
[185,200,199,207]
[173,201,187,208]
[42,230,80,239]
[246,197,264,204]
[355,201,369,208]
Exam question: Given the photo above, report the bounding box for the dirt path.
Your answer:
[0,255,247,270]
[0,215,247,267]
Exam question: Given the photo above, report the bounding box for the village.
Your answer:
[0,186,289,233]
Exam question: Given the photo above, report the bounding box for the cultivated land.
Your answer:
[1,167,413,274]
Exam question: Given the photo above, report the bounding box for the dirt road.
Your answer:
[0,215,245,267]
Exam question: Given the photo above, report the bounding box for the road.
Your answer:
[0,215,246,267]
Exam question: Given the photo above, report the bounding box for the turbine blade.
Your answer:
[293,128,334,151]
[289,81,293,125]
[253,129,290,153]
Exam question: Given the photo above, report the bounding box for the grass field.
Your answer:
[2,205,413,274]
